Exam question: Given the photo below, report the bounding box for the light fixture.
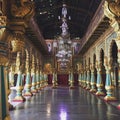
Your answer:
[54,3,73,69]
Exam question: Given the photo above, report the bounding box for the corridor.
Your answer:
[10,87,120,120]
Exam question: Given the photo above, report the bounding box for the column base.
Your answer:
[86,87,90,90]
[117,104,120,109]
[69,86,75,89]
[52,86,57,89]
[90,89,96,93]
[4,114,11,120]
[104,96,117,102]
[37,88,42,91]
[24,92,33,97]
[13,96,25,102]
[31,89,38,95]
[83,86,87,89]
[83,84,87,89]
[9,103,14,110]
[80,85,84,88]
[95,91,105,96]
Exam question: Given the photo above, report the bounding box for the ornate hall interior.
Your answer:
[0,0,120,120]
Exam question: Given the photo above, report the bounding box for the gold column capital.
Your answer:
[90,63,95,72]
[10,0,35,19]
[0,15,6,27]
[96,61,102,72]
[104,0,120,39]
[0,42,9,66]
[31,54,35,74]
[25,49,30,73]
[104,56,112,73]
[15,52,21,73]
[9,32,25,53]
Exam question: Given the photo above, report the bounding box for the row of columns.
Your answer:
[9,51,48,102]
[78,59,119,102]
[52,69,75,89]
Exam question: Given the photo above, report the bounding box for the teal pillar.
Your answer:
[24,50,32,97]
[118,66,120,87]
[41,72,44,88]
[81,72,83,87]
[36,59,40,90]
[39,71,42,89]
[90,65,96,93]
[96,63,105,96]
[13,71,25,102]
[0,66,11,120]
[31,55,37,94]
[43,73,48,87]
[0,28,11,119]
[52,72,57,89]
[83,70,87,88]
[104,65,116,101]
[86,69,91,90]
[69,72,75,89]
[8,66,14,87]
[55,73,58,86]
[31,73,37,94]
[43,73,45,87]
[68,72,71,85]
[78,72,82,86]
[24,72,32,97]
[13,52,25,102]
[36,71,40,90]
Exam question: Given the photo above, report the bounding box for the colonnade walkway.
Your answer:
[10,86,120,120]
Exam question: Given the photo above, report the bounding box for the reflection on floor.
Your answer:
[10,86,120,120]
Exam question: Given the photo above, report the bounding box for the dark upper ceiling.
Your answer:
[34,0,102,39]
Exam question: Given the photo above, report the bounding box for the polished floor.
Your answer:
[10,86,120,120]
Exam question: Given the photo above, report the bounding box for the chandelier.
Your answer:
[54,4,72,67]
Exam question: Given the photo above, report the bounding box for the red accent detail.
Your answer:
[117,105,120,109]
[24,94,33,97]
[48,74,79,86]
[12,99,25,102]
[104,99,117,102]
[48,74,53,84]
[69,86,76,89]
[94,93,105,96]
[57,74,69,86]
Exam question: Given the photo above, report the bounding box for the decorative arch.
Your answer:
[109,40,118,64]
[93,54,96,65]
[93,53,97,82]
[88,57,90,67]
[100,48,104,65]
[109,40,118,86]
[100,48,106,87]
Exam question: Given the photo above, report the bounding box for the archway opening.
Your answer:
[111,41,118,86]
[100,49,106,89]
[93,54,97,84]
[88,57,91,79]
